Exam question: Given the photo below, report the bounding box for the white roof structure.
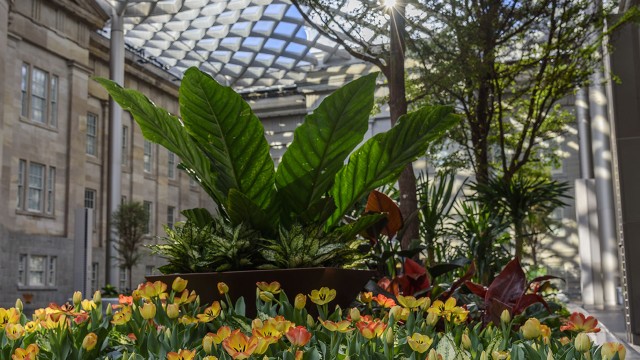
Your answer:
[95,0,380,90]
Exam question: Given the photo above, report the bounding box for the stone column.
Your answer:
[0,0,9,184]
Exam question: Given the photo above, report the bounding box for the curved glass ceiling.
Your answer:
[97,0,365,90]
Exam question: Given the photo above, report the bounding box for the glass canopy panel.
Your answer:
[96,0,411,89]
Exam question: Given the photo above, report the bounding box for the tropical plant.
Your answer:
[151,209,261,273]
[471,175,570,259]
[97,69,460,272]
[451,201,511,285]
[112,201,150,292]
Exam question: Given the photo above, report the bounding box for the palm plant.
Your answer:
[97,69,460,271]
[471,175,570,260]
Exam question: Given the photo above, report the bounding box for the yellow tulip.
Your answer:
[197,302,221,323]
[521,318,542,339]
[211,326,232,344]
[500,309,511,324]
[427,349,439,360]
[166,303,180,319]
[5,323,25,341]
[397,295,429,310]
[203,333,215,354]
[73,291,83,306]
[308,287,336,305]
[93,290,102,304]
[492,350,510,360]
[82,299,97,311]
[82,332,98,351]
[461,333,472,350]
[294,293,307,310]
[15,299,23,313]
[407,333,433,353]
[172,277,188,293]
[349,307,361,322]
[321,319,353,333]
[222,329,259,360]
[256,281,281,294]
[601,342,626,360]
[140,302,157,320]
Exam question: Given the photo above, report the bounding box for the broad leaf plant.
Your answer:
[97,68,459,271]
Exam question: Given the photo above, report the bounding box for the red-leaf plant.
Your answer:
[464,257,552,326]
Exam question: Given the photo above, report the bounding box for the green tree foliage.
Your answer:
[112,201,149,292]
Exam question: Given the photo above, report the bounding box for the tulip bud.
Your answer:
[420,298,432,311]
[140,302,156,320]
[390,306,402,321]
[307,314,315,327]
[15,299,23,313]
[385,327,394,345]
[295,293,306,310]
[480,351,488,360]
[93,290,102,304]
[166,303,180,319]
[106,304,112,315]
[349,307,361,322]
[574,333,591,353]
[426,311,439,326]
[521,318,541,339]
[172,277,188,292]
[461,333,471,350]
[217,282,229,295]
[500,309,511,325]
[82,332,98,351]
[427,349,439,360]
[492,351,510,360]
[547,350,553,360]
[73,291,83,306]
[165,327,172,339]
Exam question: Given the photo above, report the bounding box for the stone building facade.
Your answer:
[0,0,214,309]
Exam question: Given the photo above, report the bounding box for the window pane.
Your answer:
[91,262,99,293]
[167,206,175,229]
[144,140,152,173]
[48,256,57,286]
[47,167,55,214]
[168,152,175,178]
[18,254,27,286]
[50,76,58,127]
[144,201,152,234]
[31,68,47,124]
[17,159,26,209]
[86,113,97,155]
[84,188,96,209]
[21,64,29,117]
[28,163,44,211]
[29,255,46,286]
[119,267,128,292]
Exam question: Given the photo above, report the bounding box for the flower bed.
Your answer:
[0,278,627,360]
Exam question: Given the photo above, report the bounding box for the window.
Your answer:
[167,206,175,229]
[122,125,129,166]
[168,151,176,179]
[86,113,98,156]
[119,267,129,292]
[84,188,96,209]
[28,162,44,211]
[20,63,58,127]
[18,254,57,287]
[91,262,99,294]
[17,159,56,215]
[143,140,153,173]
[144,201,153,234]
[121,195,127,205]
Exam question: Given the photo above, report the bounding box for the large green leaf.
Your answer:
[179,67,275,210]
[225,189,273,235]
[327,105,460,228]
[275,73,377,215]
[94,77,225,206]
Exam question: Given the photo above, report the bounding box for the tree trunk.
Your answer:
[387,2,419,251]
[514,222,524,260]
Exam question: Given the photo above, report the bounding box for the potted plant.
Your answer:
[96,69,459,310]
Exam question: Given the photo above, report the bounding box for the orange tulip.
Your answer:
[138,281,168,299]
[601,342,626,360]
[252,321,283,344]
[373,294,396,308]
[11,344,39,360]
[5,323,25,341]
[356,319,387,339]
[222,330,259,360]
[166,349,196,360]
[286,326,312,347]
[560,312,601,333]
[211,326,232,344]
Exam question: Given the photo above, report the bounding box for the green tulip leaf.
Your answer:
[276,73,377,215]
[327,105,460,228]
[179,67,275,210]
